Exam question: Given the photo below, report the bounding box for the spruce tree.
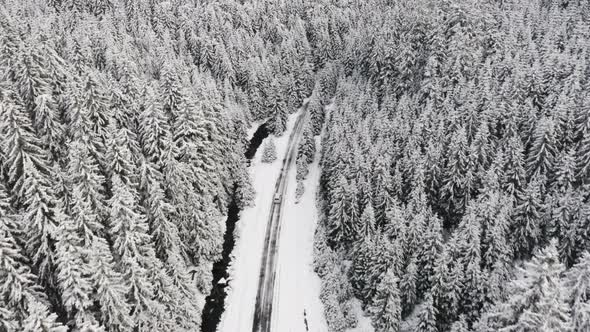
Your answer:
[266,78,288,135]
[511,175,546,258]
[358,203,376,239]
[369,268,401,332]
[328,175,352,245]
[415,292,438,332]
[0,97,59,278]
[476,240,571,332]
[563,252,590,331]
[107,174,170,331]
[261,137,278,163]
[526,117,557,178]
[0,200,66,331]
[400,257,418,316]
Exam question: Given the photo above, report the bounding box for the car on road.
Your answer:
[273,193,281,204]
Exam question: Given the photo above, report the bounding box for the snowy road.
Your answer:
[251,103,309,332]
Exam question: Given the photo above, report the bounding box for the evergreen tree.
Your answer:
[261,137,278,163]
[54,207,96,329]
[441,126,471,223]
[138,84,171,167]
[107,174,167,330]
[21,300,68,332]
[0,198,67,331]
[358,203,376,239]
[298,121,316,165]
[526,117,557,178]
[511,176,546,258]
[369,268,401,332]
[0,96,59,278]
[449,316,469,332]
[417,214,443,296]
[476,240,571,332]
[328,175,352,245]
[32,94,64,160]
[415,292,438,332]
[400,257,418,316]
[266,78,288,135]
[501,135,526,196]
[88,236,132,331]
[563,252,590,331]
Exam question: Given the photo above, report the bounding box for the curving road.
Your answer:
[251,103,309,332]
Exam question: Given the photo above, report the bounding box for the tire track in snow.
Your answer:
[252,102,309,332]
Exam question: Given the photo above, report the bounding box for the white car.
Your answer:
[273,193,281,204]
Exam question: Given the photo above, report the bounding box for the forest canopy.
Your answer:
[313,0,590,331]
[0,0,317,330]
[2,0,590,331]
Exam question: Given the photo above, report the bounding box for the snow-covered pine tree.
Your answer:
[138,84,171,167]
[563,252,590,331]
[261,136,278,163]
[415,292,438,332]
[32,93,64,161]
[104,121,137,186]
[526,117,557,178]
[266,78,288,135]
[235,166,255,208]
[53,206,99,330]
[296,157,309,181]
[308,93,325,136]
[328,175,357,246]
[299,121,316,164]
[441,126,471,224]
[88,235,132,331]
[295,180,305,202]
[21,300,68,332]
[369,268,401,332]
[358,203,376,239]
[511,175,546,258]
[66,140,107,233]
[0,185,67,331]
[501,135,527,196]
[475,240,571,332]
[417,213,443,297]
[0,96,60,279]
[400,257,418,316]
[107,174,171,331]
[449,315,469,332]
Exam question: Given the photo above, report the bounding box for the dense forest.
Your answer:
[312,0,590,331]
[2,0,590,331]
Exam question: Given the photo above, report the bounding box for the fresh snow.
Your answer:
[220,108,329,332]
[272,133,328,332]
[219,111,297,332]
[346,299,375,332]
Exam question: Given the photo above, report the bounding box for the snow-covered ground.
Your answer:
[272,132,328,332]
[347,299,374,332]
[220,108,318,332]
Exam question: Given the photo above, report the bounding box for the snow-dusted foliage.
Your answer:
[313,224,359,331]
[295,118,317,198]
[309,0,590,331]
[0,0,317,330]
[261,137,278,163]
[2,0,590,331]
[475,240,571,331]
